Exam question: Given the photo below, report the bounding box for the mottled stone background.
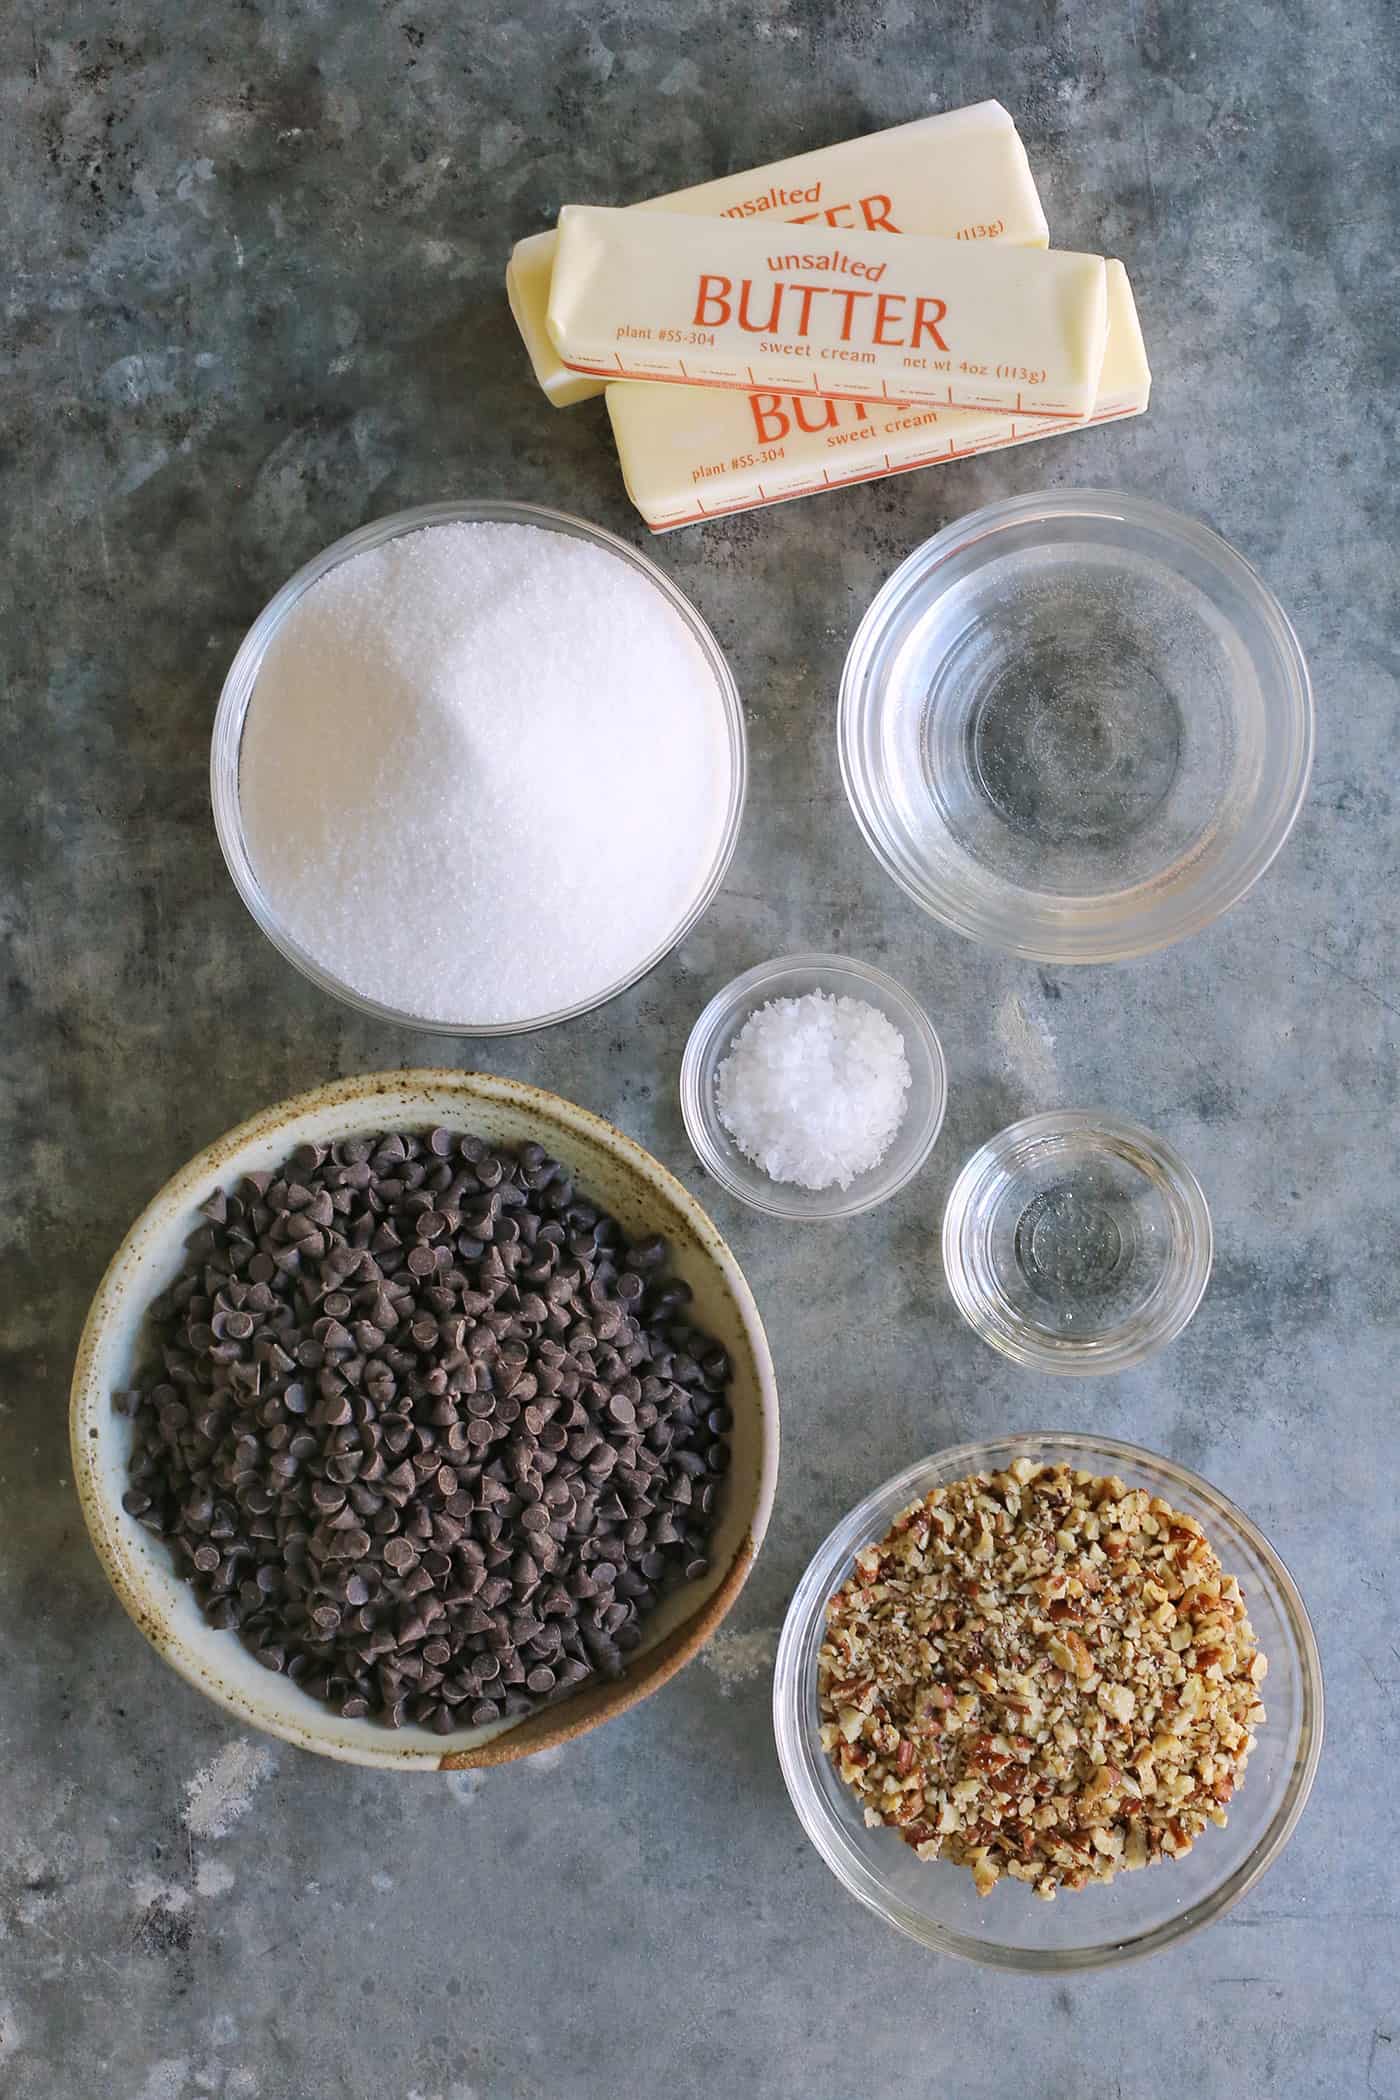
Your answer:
[2,3,1397,2096]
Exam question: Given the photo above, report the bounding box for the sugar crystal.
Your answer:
[238,521,731,1026]
[715,990,912,1191]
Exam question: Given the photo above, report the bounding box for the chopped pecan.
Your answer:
[818,1462,1266,1901]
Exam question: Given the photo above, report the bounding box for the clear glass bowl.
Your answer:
[941,1110,1212,1374]
[838,489,1314,963]
[679,953,948,1220]
[211,499,747,1035]
[774,1433,1323,1970]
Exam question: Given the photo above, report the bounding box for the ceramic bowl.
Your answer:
[71,1070,779,1769]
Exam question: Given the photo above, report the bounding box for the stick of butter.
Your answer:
[548,206,1109,420]
[508,102,1048,409]
[607,262,1150,532]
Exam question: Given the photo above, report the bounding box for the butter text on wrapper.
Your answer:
[692,265,949,353]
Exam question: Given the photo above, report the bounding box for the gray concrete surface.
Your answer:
[2,3,1397,2096]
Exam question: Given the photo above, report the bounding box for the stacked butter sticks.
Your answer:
[505,101,1150,531]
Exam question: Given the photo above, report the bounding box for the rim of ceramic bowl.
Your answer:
[210,499,748,1035]
[837,488,1315,963]
[679,952,949,1221]
[70,1069,779,1769]
[940,1109,1214,1374]
[773,1432,1325,1970]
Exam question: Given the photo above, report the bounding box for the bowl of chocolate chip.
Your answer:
[71,1070,778,1767]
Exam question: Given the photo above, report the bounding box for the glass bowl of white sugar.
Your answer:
[680,954,948,1220]
[212,500,746,1034]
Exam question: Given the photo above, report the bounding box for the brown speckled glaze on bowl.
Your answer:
[70,1070,779,1770]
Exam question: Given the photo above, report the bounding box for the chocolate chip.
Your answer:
[120,1129,731,1737]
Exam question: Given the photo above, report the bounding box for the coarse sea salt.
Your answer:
[715,990,912,1191]
[238,521,731,1026]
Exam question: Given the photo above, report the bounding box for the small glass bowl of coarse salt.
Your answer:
[680,954,948,1220]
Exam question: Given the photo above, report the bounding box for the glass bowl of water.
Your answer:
[941,1110,1212,1373]
[838,489,1313,963]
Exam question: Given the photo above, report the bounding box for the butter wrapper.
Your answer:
[508,101,1047,408]
[549,206,1108,420]
[608,261,1150,530]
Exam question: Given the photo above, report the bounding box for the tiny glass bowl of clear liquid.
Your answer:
[941,1111,1212,1373]
[839,490,1313,962]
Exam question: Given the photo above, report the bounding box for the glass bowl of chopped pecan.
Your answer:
[774,1434,1322,1968]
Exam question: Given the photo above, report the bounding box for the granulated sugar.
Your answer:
[239,522,731,1026]
[716,990,911,1190]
